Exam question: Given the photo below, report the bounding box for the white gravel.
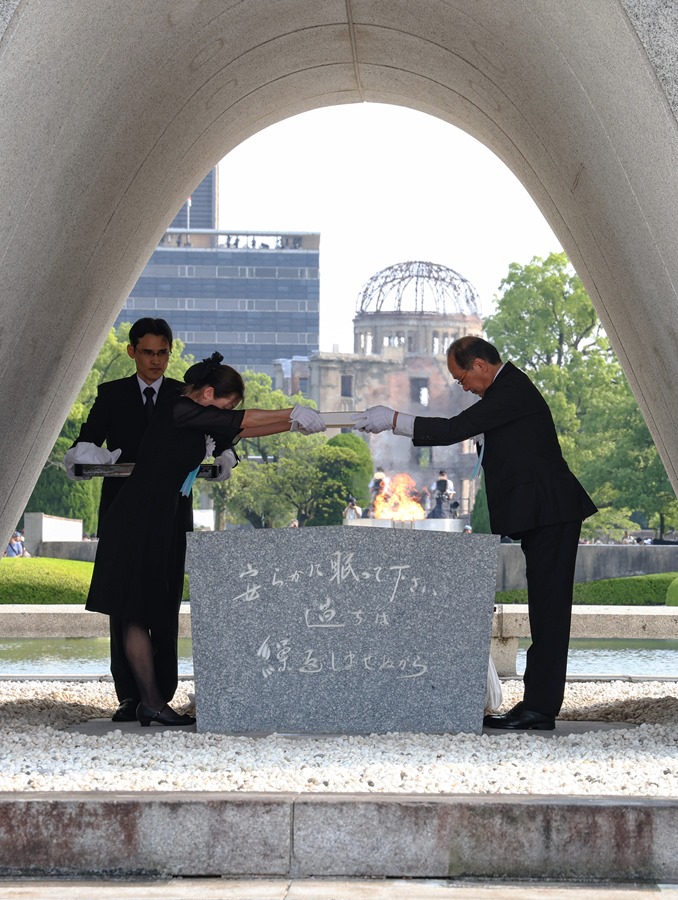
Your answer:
[0,679,677,796]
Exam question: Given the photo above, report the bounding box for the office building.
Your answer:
[115,171,319,375]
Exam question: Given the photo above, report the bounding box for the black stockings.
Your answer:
[122,621,164,711]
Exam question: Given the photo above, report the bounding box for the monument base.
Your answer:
[187,526,498,735]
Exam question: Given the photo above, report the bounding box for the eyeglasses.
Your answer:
[455,369,469,387]
[135,348,171,359]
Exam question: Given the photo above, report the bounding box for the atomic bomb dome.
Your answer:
[357,260,481,316]
[353,261,483,356]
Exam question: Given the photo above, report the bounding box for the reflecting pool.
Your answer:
[0,637,676,678]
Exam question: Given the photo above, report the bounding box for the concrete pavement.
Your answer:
[66,715,636,737]
[0,878,676,898]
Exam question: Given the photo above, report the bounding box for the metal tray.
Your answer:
[74,463,219,478]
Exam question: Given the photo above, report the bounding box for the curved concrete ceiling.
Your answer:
[1,0,678,538]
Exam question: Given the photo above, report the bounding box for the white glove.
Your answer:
[351,406,396,434]
[207,449,238,482]
[205,434,216,458]
[63,442,122,481]
[289,405,326,435]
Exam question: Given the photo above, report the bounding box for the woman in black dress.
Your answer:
[86,353,325,726]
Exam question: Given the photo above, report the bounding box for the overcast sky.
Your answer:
[218,103,562,353]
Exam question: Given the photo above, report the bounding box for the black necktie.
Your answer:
[143,386,155,421]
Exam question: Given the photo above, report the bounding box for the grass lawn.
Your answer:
[0,557,94,604]
[2,558,677,606]
[497,571,678,606]
[0,557,191,603]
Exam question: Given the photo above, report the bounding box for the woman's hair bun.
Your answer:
[184,350,224,385]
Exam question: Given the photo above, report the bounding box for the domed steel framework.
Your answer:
[356,261,481,316]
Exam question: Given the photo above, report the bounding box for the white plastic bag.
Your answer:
[484,656,503,712]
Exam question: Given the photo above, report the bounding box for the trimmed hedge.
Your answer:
[2,558,676,607]
[0,558,191,604]
[0,557,93,604]
[666,576,678,606]
[497,571,678,606]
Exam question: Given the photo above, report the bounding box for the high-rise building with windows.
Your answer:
[169,168,218,230]
[115,170,319,376]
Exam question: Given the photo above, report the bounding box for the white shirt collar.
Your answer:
[136,374,164,399]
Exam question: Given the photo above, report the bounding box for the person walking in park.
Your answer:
[353,335,596,731]
[5,531,30,557]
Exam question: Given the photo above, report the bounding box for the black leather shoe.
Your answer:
[136,703,196,727]
[483,702,555,731]
[111,698,139,722]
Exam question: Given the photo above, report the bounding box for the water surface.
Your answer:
[0,637,676,678]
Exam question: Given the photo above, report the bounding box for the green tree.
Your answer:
[234,370,312,463]
[488,252,604,373]
[470,481,491,534]
[212,436,366,529]
[302,442,366,526]
[483,253,675,536]
[23,324,193,532]
[207,380,372,529]
[206,373,327,528]
[215,458,294,529]
[326,432,373,508]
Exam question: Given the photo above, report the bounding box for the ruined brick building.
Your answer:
[275,261,485,517]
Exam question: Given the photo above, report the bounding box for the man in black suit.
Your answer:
[353,336,597,730]
[64,318,217,722]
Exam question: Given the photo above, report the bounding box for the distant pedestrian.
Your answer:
[5,532,30,557]
[342,497,363,520]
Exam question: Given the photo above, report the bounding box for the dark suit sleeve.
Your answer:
[172,398,245,446]
[71,382,114,447]
[413,375,538,446]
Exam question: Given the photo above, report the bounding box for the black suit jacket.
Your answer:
[73,375,189,524]
[413,362,597,537]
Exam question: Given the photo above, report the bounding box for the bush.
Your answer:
[496,571,678,606]
[327,432,373,508]
[666,576,678,606]
[3,559,674,607]
[0,557,93,604]
[0,557,191,604]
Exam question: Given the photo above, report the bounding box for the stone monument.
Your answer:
[187,526,498,735]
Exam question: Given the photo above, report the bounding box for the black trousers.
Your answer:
[519,519,582,716]
[109,604,181,704]
[102,488,190,706]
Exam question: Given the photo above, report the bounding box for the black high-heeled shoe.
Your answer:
[136,703,196,727]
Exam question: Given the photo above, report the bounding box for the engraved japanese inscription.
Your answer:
[187,526,499,735]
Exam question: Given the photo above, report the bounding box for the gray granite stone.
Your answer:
[187,527,498,735]
[0,1,20,35]
[621,0,678,117]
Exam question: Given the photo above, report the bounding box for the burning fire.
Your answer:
[373,473,426,521]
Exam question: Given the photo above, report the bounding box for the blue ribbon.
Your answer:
[471,441,485,480]
[180,465,200,497]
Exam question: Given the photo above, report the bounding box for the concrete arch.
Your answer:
[2,0,678,539]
